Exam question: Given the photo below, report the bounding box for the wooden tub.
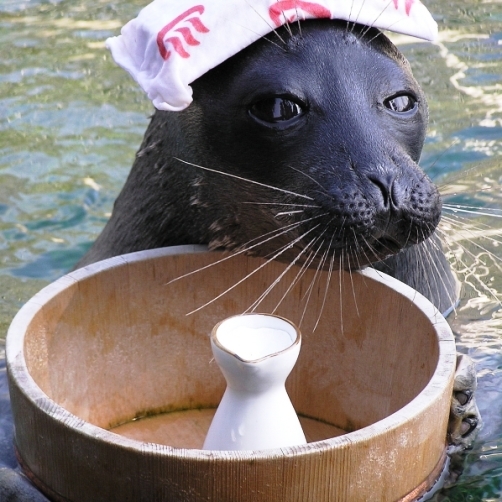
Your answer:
[6,245,456,501]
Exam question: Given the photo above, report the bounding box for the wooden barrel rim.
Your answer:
[7,246,455,461]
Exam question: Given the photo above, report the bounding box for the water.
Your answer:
[1,1,501,499]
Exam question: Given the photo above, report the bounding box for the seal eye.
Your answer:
[249,97,304,125]
[384,94,417,114]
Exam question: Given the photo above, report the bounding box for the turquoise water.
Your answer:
[1,1,502,500]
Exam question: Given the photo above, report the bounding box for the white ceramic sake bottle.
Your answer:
[203,313,306,451]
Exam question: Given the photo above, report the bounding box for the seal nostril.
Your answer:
[368,173,396,208]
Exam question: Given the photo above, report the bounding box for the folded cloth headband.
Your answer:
[106,0,438,111]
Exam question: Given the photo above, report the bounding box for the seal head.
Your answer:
[81,20,441,272]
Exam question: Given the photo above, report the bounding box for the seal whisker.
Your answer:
[299,238,329,327]
[283,19,293,37]
[295,8,303,37]
[366,30,385,44]
[349,0,365,31]
[299,237,330,304]
[377,237,404,255]
[256,34,286,52]
[422,142,461,177]
[348,0,356,31]
[401,223,415,249]
[441,212,502,238]
[346,247,361,318]
[443,205,502,219]
[440,215,502,258]
[313,234,337,331]
[423,238,461,311]
[270,244,321,316]
[435,228,464,279]
[443,203,502,215]
[185,223,324,315]
[363,5,408,40]
[418,232,454,311]
[286,165,332,196]
[415,238,434,302]
[352,231,377,276]
[244,213,328,245]
[360,234,385,264]
[246,231,324,313]
[275,210,306,217]
[361,0,393,37]
[242,0,287,45]
[443,185,497,197]
[232,8,287,50]
[350,228,370,282]
[251,234,332,315]
[174,157,314,201]
[236,211,330,264]
[338,254,344,335]
[437,225,489,266]
[437,163,487,195]
[354,0,385,32]
[165,216,325,286]
[242,202,320,208]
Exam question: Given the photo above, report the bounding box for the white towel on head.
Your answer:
[106,0,438,111]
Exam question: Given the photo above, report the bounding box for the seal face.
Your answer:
[186,20,440,268]
[81,20,441,272]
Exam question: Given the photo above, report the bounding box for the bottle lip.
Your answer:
[210,313,301,363]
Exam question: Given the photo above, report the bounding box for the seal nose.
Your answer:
[368,173,397,209]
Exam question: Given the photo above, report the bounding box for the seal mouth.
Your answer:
[372,237,402,256]
[331,237,404,270]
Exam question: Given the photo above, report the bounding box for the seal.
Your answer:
[79,19,458,312]
[0,19,479,501]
